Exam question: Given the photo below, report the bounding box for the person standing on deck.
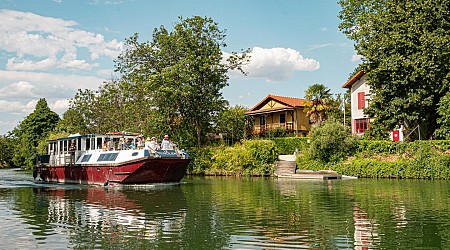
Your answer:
[69,142,76,164]
[107,138,114,151]
[161,135,171,150]
[149,137,159,150]
[144,137,151,149]
[137,136,145,149]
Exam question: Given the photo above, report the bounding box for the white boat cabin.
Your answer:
[44,133,185,166]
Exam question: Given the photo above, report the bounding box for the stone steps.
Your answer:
[275,155,296,176]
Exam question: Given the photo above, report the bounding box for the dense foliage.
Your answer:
[272,137,309,155]
[188,140,278,176]
[214,105,248,145]
[297,139,450,179]
[11,99,60,169]
[307,119,357,163]
[0,135,14,168]
[113,16,249,147]
[71,78,162,136]
[339,0,450,138]
[435,93,450,139]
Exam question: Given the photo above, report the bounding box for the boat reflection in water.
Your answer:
[42,184,187,246]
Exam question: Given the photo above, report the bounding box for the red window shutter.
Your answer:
[357,92,365,109]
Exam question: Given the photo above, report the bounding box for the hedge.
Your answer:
[297,140,450,179]
[272,137,309,155]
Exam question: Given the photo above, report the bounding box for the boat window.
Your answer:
[97,138,102,149]
[97,153,119,162]
[132,152,138,156]
[86,138,90,150]
[81,154,92,162]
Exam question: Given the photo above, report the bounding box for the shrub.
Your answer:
[188,139,278,176]
[308,119,357,163]
[186,147,215,174]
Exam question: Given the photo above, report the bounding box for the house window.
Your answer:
[260,115,266,125]
[357,92,365,110]
[279,113,285,124]
[355,118,369,134]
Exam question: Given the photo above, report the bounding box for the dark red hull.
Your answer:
[36,157,191,185]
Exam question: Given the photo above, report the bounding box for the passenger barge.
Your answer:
[35,132,191,186]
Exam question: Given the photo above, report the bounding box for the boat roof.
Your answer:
[47,132,143,142]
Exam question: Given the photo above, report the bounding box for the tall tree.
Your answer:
[53,109,89,135]
[435,93,450,139]
[115,16,249,146]
[304,84,332,126]
[325,92,351,127]
[12,98,60,169]
[214,105,248,145]
[0,134,14,167]
[70,79,157,136]
[339,0,450,138]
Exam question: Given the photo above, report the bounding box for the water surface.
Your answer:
[0,169,449,249]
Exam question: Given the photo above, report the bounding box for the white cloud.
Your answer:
[50,99,70,111]
[306,43,347,51]
[0,70,104,98]
[0,9,123,71]
[0,81,37,98]
[351,54,363,62]
[0,99,36,113]
[227,47,320,82]
[320,27,328,32]
[0,98,67,114]
[0,119,20,135]
[97,68,115,77]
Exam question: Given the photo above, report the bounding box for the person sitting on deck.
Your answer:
[129,140,136,150]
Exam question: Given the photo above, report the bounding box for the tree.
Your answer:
[304,84,332,126]
[115,16,249,147]
[53,109,89,135]
[12,98,60,169]
[339,0,450,138]
[214,105,248,145]
[435,93,450,139]
[0,134,14,167]
[70,78,158,136]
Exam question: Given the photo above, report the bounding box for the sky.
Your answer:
[0,0,361,135]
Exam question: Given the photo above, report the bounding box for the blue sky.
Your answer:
[0,0,360,135]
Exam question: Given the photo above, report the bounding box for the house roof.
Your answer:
[342,70,365,89]
[246,94,307,115]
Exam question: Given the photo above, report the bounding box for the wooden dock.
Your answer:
[276,170,342,180]
[275,154,343,180]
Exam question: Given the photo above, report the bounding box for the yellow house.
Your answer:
[245,94,311,136]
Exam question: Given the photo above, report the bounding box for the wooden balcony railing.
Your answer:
[250,122,294,134]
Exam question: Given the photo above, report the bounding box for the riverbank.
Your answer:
[297,140,450,179]
[188,138,450,180]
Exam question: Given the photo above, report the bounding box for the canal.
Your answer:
[0,168,449,249]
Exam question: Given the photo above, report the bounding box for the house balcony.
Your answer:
[250,122,294,134]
